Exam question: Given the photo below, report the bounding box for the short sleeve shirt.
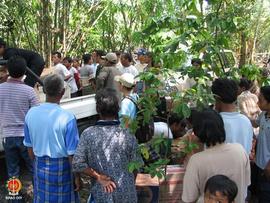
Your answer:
[24,103,79,158]
[182,143,250,203]
[256,111,270,169]
[54,63,70,80]
[119,93,139,121]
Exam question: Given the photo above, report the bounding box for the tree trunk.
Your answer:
[239,32,247,68]
[249,0,264,63]
[42,0,51,68]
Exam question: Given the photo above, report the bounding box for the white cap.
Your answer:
[115,73,135,88]
[101,52,117,63]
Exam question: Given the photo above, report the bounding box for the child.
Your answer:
[204,175,238,203]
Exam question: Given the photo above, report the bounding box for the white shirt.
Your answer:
[54,63,70,80]
[68,67,78,93]
[119,65,139,77]
[220,112,253,154]
[154,122,173,139]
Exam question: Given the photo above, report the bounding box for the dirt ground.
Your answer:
[0,158,91,203]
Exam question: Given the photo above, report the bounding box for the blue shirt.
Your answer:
[119,93,138,122]
[256,111,270,169]
[24,103,79,158]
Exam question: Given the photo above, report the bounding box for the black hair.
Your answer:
[52,51,61,59]
[121,52,132,62]
[239,78,252,91]
[191,58,202,65]
[205,175,238,203]
[211,78,238,103]
[82,54,91,64]
[63,56,73,63]
[0,38,6,48]
[7,56,27,78]
[95,50,106,57]
[115,51,122,56]
[260,86,270,103]
[95,88,119,117]
[168,113,185,126]
[192,109,225,147]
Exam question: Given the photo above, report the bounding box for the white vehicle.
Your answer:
[0,94,98,157]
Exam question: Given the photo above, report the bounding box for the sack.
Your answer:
[125,95,154,144]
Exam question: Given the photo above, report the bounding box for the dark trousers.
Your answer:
[3,137,33,178]
[250,163,270,202]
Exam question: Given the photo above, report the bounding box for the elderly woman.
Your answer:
[72,88,142,203]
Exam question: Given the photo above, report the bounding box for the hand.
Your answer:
[97,174,117,193]
[74,176,83,191]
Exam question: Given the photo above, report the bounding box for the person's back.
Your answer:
[97,65,121,91]
[80,64,93,78]
[183,143,249,203]
[0,80,38,137]
[0,56,39,179]
[73,88,142,203]
[24,103,76,157]
[220,112,253,154]
[24,74,80,203]
[119,92,138,121]
[182,109,250,203]
[79,124,138,202]
[211,78,253,155]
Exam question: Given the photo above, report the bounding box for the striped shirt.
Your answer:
[0,78,39,137]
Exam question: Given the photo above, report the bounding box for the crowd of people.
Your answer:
[0,38,270,203]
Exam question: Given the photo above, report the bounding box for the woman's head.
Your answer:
[95,88,119,118]
[192,109,225,147]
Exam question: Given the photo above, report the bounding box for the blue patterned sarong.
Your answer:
[34,156,79,203]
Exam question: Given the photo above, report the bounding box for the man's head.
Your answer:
[115,73,135,92]
[120,52,132,67]
[72,58,80,68]
[191,58,202,69]
[7,56,27,78]
[62,56,73,69]
[211,78,238,112]
[102,52,118,66]
[204,175,238,203]
[238,78,252,94]
[258,86,270,112]
[0,38,6,56]
[51,51,62,65]
[92,50,106,64]
[95,88,119,119]
[136,48,147,64]
[192,109,225,147]
[168,113,186,139]
[43,74,65,101]
[82,53,92,65]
